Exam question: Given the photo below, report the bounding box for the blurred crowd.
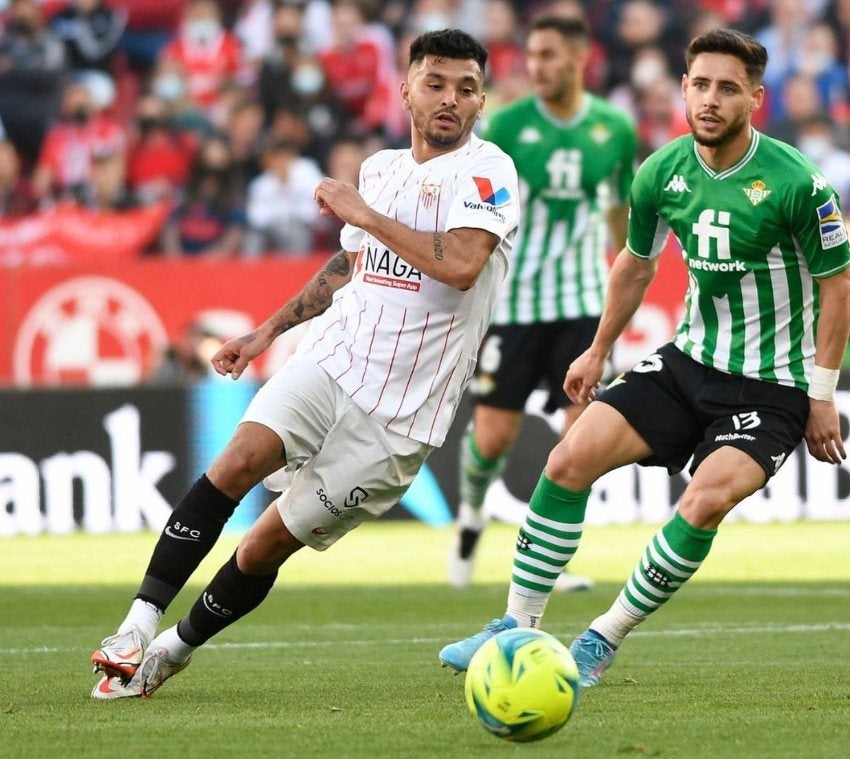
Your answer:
[2,0,850,258]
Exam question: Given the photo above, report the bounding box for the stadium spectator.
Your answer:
[126,92,198,205]
[480,0,524,88]
[796,114,850,204]
[632,73,690,160]
[0,137,37,217]
[159,133,246,257]
[794,22,849,124]
[317,0,401,138]
[439,28,850,692]
[77,146,135,210]
[158,0,242,115]
[0,0,66,162]
[49,0,127,76]
[602,0,680,92]
[117,0,185,75]
[31,79,125,204]
[445,15,636,592]
[313,132,367,247]
[768,71,825,145]
[754,0,808,113]
[89,28,519,700]
[256,0,310,118]
[221,97,264,183]
[233,0,275,84]
[243,138,324,256]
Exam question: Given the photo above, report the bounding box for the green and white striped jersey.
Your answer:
[628,128,850,390]
[483,94,637,324]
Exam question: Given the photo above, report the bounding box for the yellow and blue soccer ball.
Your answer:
[464,628,580,743]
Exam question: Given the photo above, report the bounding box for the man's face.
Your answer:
[683,52,763,148]
[526,28,587,102]
[403,56,485,150]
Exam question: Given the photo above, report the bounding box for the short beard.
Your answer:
[687,110,748,148]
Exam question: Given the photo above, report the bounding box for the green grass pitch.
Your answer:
[2,520,849,758]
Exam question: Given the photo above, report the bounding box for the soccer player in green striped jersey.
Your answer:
[439,28,850,686]
[448,15,637,591]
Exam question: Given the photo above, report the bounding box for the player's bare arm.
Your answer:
[605,203,629,252]
[211,250,355,379]
[315,177,498,290]
[565,249,657,404]
[804,266,850,464]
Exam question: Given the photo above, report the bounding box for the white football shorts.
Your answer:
[240,355,434,550]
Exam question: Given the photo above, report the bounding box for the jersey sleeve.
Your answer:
[787,167,850,278]
[625,157,670,259]
[444,148,520,241]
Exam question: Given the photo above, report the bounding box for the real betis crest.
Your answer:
[590,124,611,144]
[743,179,772,206]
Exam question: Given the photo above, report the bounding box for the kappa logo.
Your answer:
[664,174,691,193]
[472,176,511,206]
[811,173,829,196]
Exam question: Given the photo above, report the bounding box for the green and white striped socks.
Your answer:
[507,474,588,626]
[591,511,717,645]
[458,431,508,518]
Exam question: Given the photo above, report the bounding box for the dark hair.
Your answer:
[530,15,590,42]
[408,28,488,72]
[686,28,768,87]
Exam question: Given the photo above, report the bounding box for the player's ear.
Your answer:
[750,85,765,112]
[680,74,688,100]
[401,80,411,112]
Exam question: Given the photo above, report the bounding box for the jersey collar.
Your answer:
[534,93,590,128]
[692,128,760,180]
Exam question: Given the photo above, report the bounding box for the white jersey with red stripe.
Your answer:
[296,134,519,446]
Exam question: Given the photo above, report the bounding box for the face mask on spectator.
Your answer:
[153,74,186,102]
[292,65,324,96]
[184,19,221,45]
[138,116,167,135]
[70,107,92,125]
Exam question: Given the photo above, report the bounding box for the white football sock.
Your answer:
[117,599,162,646]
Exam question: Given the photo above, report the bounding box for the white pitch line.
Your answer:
[1,622,849,656]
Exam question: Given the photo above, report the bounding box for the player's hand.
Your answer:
[564,348,605,405]
[804,399,846,464]
[314,178,370,226]
[211,328,274,380]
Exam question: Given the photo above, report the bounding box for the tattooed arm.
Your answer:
[315,178,498,290]
[211,250,355,379]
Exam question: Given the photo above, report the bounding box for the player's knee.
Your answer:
[545,437,596,491]
[679,485,736,529]
[209,443,269,493]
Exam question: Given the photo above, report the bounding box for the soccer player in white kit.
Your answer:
[90,28,519,699]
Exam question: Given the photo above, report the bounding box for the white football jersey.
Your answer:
[297,134,519,446]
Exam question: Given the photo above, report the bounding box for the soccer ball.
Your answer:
[464,628,580,743]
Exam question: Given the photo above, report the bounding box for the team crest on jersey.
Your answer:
[420,183,441,209]
[743,179,771,206]
[815,194,848,249]
[518,126,541,144]
[590,123,611,144]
